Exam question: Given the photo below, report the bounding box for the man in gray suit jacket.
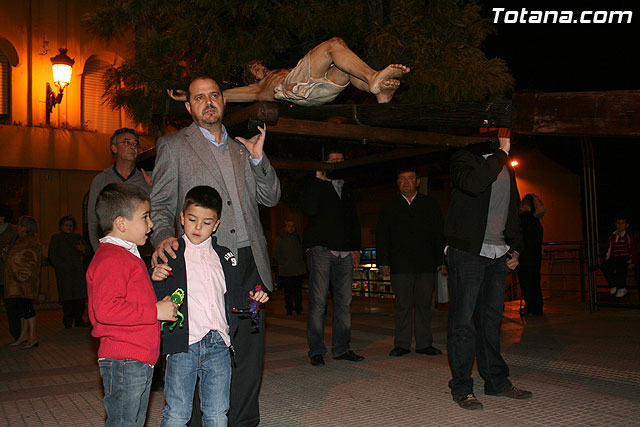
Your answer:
[150,76,281,426]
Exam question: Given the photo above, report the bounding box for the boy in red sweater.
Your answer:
[87,183,178,427]
[602,217,638,298]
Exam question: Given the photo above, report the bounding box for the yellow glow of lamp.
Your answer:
[511,160,519,167]
[46,48,75,124]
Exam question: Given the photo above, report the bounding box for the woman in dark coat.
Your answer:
[516,194,545,316]
[48,216,89,328]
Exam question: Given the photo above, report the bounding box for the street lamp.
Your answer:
[46,48,75,124]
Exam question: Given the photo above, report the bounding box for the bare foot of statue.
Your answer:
[375,79,402,103]
[369,64,410,103]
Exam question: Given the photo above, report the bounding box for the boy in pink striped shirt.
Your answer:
[152,185,268,426]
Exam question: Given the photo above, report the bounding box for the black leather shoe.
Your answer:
[389,346,410,357]
[455,394,483,410]
[310,354,325,366]
[333,350,364,362]
[491,385,532,400]
[415,346,442,355]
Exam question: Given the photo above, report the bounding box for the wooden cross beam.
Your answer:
[177,90,640,138]
[277,101,513,128]
[224,101,495,147]
[512,90,640,136]
[268,118,486,147]
[269,146,438,171]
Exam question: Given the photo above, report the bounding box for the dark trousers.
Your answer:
[517,264,543,314]
[190,246,265,427]
[391,273,435,349]
[279,275,303,314]
[446,248,511,399]
[151,347,165,386]
[229,247,265,427]
[4,297,23,340]
[5,297,35,337]
[602,256,630,289]
[61,299,86,327]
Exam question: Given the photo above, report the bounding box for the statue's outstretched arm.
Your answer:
[223,83,271,102]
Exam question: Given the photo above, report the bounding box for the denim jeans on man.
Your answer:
[99,358,153,427]
[161,330,231,427]
[306,246,353,357]
[447,247,512,399]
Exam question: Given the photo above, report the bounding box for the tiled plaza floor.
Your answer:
[0,293,639,426]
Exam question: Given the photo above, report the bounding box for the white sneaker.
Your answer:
[609,287,617,295]
[616,288,628,298]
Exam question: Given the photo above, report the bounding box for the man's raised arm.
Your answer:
[237,126,281,207]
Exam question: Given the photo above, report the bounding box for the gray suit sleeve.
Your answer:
[150,136,180,247]
[250,154,281,207]
[87,174,103,252]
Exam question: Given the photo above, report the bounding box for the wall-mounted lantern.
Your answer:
[46,48,75,124]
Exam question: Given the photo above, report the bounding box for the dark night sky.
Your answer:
[482,0,639,92]
[480,1,640,232]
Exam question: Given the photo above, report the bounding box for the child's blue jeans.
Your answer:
[161,330,231,427]
[98,358,153,427]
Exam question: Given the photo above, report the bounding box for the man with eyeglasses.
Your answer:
[87,128,153,252]
[86,127,163,392]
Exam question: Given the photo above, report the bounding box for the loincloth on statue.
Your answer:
[273,54,348,106]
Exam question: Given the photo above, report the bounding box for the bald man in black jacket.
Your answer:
[377,169,445,358]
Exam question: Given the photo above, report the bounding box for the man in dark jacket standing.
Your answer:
[377,169,445,358]
[301,150,363,366]
[273,219,306,315]
[445,130,531,410]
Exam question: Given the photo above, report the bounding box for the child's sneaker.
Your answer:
[615,288,628,298]
[609,287,617,295]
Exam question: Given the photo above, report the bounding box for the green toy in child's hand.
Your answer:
[161,288,185,331]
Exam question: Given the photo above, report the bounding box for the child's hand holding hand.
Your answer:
[152,264,173,281]
[249,290,269,304]
[156,296,178,321]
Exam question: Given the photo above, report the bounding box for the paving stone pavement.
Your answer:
[0,293,639,426]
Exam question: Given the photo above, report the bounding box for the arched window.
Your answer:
[81,57,121,134]
[0,48,10,118]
